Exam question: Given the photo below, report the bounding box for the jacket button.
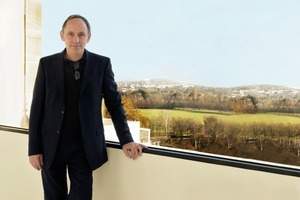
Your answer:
[57,130,60,134]
[61,110,64,114]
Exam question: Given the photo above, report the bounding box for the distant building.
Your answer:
[103,118,150,145]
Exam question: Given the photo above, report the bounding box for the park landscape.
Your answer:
[111,79,300,166]
[140,108,300,166]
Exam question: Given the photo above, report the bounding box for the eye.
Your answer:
[67,32,74,37]
[79,33,86,37]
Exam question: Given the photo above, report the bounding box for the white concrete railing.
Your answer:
[1,128,300,200]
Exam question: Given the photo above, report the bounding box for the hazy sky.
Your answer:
[42,0,300,88]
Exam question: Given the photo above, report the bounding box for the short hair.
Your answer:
[61,14,91,35]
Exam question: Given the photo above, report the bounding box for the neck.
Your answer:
[66,52,84,62]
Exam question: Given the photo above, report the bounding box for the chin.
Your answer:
[70,48,83,53]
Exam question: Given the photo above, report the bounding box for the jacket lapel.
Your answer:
[79,50,91,98]
[55,51,65,101]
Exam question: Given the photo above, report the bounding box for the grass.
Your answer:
[139,109,300,124]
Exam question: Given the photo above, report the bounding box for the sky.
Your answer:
[42,0,300,88]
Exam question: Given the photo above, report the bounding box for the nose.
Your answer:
[72,35,79,43]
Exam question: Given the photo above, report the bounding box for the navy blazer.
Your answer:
[28,49,133,170]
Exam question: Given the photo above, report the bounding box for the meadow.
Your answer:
[140,109,300,125]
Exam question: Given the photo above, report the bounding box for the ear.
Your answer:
[60,31,65,41]
[87,33,91,43]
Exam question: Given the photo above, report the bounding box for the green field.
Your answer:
[140,109,300,124]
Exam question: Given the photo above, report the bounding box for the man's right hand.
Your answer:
[29,154,43,170]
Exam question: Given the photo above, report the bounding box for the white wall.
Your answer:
[0,0,25,127]
[0,130,43,199]
[1,129,300,200]
[0,0,42,127]
[0,0,41,128]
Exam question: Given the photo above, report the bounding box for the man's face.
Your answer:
[60,18,91,59]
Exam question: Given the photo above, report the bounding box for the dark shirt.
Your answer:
[60,54,85,140]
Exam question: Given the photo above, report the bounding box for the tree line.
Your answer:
[120,86,300,114]
[150,113,300,166]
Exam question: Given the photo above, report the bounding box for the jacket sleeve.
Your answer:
[28,59,46,155]
[102,58,134,146]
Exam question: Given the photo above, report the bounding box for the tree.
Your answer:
[231,95,258,114]
[203,116,223,143]
[103,96,150,127]
[161,110,172,135]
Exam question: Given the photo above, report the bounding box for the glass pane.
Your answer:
[2,0,299,167]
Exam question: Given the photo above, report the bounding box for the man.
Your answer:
[28,14,145,200]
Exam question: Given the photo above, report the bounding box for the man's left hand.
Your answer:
[122,142,147,160]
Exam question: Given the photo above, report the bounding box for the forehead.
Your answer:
[64,18,89,33]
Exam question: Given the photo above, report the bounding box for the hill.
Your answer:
[118,79,300,99]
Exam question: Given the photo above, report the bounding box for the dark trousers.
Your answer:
[41,136,93,200]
